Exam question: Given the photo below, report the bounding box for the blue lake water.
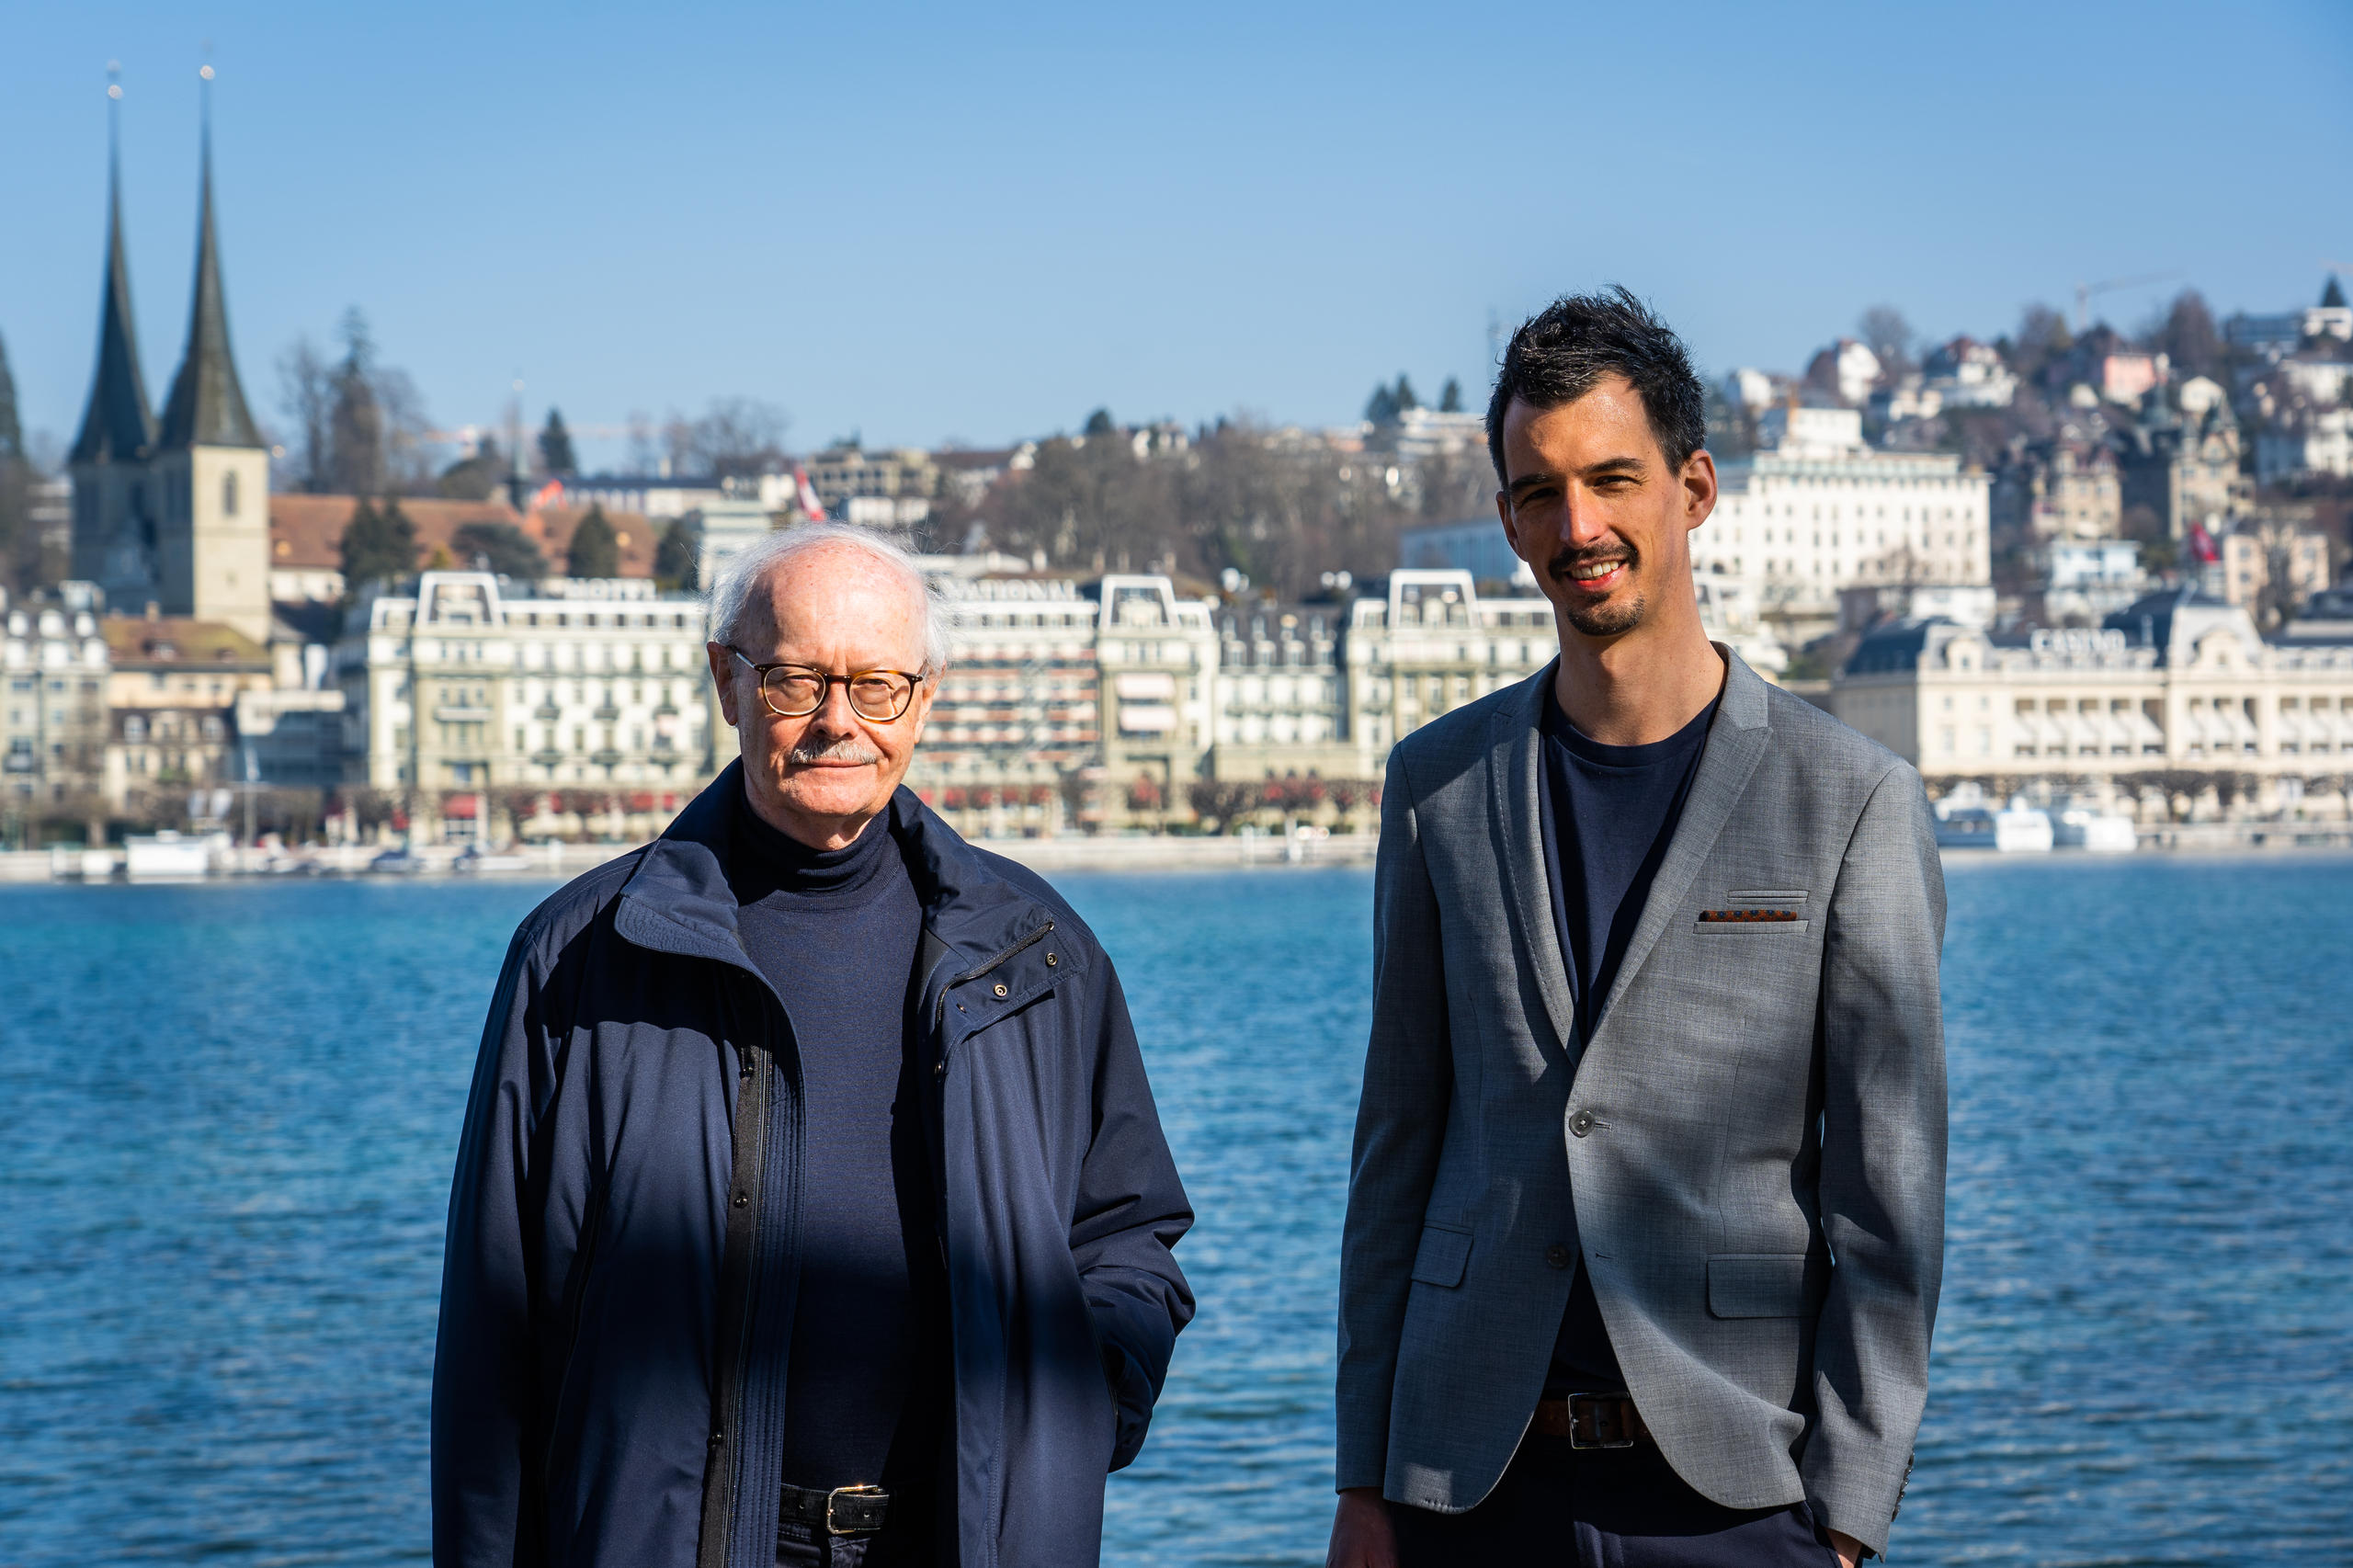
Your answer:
[1,855,2349,1565]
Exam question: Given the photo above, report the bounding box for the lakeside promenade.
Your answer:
[6,819,2353,887]
[4,817,2352,887]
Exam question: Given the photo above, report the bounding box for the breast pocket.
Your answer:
[1694,919,1810,937]
[1409,1222,1472,1288]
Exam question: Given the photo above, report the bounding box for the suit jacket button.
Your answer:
[1545,1244,1571,1269]
[1569,1109,1596,1137]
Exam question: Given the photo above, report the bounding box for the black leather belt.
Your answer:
[1532,1392,1651,1449]
[779,1483,890,1538]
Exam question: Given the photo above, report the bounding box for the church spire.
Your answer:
[70,64,158,466]
[159,63,262,450]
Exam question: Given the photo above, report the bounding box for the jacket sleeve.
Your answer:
[1333,748,1454,1494]
[1803,763,1949,1557]
[432,921,555,1567]
[1067,957,1197,1472]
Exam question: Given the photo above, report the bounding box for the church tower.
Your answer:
[153,66,270,643]
[67,68,161,607]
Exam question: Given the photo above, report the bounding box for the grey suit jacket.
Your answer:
[1336,649,1946,1556]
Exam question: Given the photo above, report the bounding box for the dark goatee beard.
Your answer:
[1549,543,1645,639]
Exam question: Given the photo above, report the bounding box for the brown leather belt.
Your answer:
[1532,1392,1650,1449]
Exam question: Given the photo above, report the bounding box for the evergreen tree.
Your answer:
[654,517,699,591]
[1363,383,1400,424]
[0,327,22,460]
[538,408,578,475]
[0,328,22,592]
[327,308,387,496]
[1438,377,1463,414]
[1083,407,1117,437]
[1393,374,1419,413]
[568,505,620,578]
[338,496,418,596]
[451,519,550,580]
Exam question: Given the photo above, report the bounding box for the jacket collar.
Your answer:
[614,758,1059,989]
[1486,644,1773,1064]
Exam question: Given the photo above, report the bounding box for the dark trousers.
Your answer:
[776,1517,939,1568]
[1391,1434,1839,1567]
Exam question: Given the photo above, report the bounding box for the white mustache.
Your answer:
[786,735,881,766]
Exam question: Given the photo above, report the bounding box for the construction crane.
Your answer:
[2074,272,2177,332]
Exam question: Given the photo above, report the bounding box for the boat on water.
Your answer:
[124,831,226,881]
[1933,799,2052,852]
[2045,801,2138,852]
[1931,785,2136,853]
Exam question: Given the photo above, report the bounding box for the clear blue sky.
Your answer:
[6,1,2349,471]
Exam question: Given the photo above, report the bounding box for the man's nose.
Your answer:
[1562,489,1614,548]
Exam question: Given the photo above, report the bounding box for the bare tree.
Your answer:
[326,309,387,496]
[280,309,439,496]
[2152,290,2221,379]
[374,366,437,494]
[686,397,790,480]
[1858,305,1915,381]
[276,334,335,492]
[2010,303,2074,382]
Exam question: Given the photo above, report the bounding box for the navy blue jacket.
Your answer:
[432,764,1195,1568]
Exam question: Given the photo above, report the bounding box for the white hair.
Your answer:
[705,523,950,677]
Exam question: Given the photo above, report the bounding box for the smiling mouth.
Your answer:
[1560,557,1631,588]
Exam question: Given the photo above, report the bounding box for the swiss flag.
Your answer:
[794,465,827,523]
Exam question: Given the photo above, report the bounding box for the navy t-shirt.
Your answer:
[726,787,948,1537]
[1538,686,1719,1392]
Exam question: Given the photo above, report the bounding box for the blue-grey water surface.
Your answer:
[2,856,2348,1565]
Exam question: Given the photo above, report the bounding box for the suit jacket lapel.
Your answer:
[1588,648,1773,1040]
[1488,663,1578,1062]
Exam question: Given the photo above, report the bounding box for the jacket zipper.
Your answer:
[698,990,773,1568]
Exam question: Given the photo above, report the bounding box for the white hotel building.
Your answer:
[1832,589,2353,785]
[1697,408,1991,632]
[339,572,724,797]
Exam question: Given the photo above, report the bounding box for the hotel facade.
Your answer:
[1833,590,2353,797]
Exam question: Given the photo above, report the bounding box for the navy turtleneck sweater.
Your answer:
[726,784,946,1538]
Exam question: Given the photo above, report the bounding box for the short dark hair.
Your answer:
[1485,286,1706,481]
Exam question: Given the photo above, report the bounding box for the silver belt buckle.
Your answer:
[826,1483,886,1535]
[1567,1392,1639,1450]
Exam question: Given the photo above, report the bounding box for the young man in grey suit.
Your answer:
[1328,290,1946,1568]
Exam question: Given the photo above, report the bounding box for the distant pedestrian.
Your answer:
[434,525,1194,1568]
[1329,290,1946,1567]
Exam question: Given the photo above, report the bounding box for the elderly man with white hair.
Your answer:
[432,526,1195,1568]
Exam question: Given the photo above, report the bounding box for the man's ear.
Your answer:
[1682,449,1719,531]
[706,642,740,728]
[1495,489,1520,552]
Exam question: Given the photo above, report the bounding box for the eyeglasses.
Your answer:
[728,647,926,722]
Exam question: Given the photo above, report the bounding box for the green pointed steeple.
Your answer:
[159,70,261,450]
[70,75,157,466]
